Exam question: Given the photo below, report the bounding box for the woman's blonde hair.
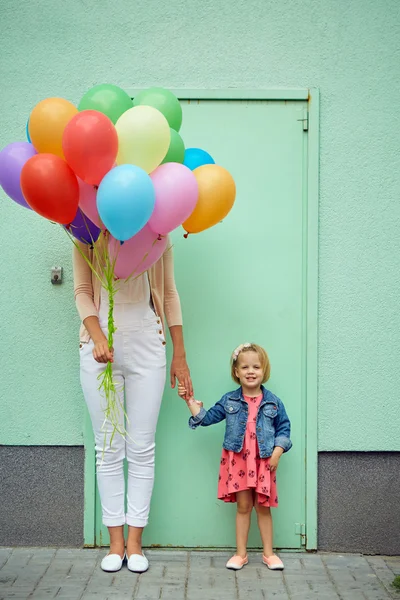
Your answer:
[230,343,271,385]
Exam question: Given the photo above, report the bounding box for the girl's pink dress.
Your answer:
[217,394,278,507]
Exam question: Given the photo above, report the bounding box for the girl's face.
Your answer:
[235,351,264,393]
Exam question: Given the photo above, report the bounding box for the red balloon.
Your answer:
[21,154,79,224]
[62,110,118,185]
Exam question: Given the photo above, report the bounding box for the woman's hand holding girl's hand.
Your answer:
[170,355,193,398]
[178,384,202,405]
[178,383,194,402]
[92,336,114,364]
[178,383,187,399]
[178,384,203,410]
[270,447,284,472]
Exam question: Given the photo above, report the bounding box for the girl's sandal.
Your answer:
[263,554,284,570]
[226,555,248,570]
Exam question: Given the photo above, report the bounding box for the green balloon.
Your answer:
[133,87,182,131]
[78,84,133,124]
[161,129,185,164]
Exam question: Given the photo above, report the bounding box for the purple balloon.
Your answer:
[0,142,37,209]
[64,209,101,245]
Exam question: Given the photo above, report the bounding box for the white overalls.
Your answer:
[80,274,167,527]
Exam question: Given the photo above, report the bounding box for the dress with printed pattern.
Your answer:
[217,394,278,507]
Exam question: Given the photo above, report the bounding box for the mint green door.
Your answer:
[93,96,313,549]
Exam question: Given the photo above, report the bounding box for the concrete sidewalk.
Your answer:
[0,548,399,600]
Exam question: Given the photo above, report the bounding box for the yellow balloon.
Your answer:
[183,165,236,234]
[115,105,170,173]
[29,97,78,158]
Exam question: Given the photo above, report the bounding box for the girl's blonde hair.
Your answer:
[230,343,271,385]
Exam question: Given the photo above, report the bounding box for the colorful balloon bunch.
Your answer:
[0,84,236,274]
[0,84,236,446]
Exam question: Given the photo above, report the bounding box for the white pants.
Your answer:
[80,313,166,527]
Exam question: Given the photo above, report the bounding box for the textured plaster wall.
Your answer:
[0,446,84,547]
[0,0,399,450]
[318,452,400,555]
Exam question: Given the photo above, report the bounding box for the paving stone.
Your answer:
[0,548,12,569]
[146,549,188,562]
[0,548,398,599]
[1,593,33,600]
[237,570,288,599]
[322,554,393,600]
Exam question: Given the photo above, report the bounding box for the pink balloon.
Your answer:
[148,163,198,236]
[109,225,168,279]
[78,178,103,228]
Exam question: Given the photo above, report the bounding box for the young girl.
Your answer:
[178,343,292,571]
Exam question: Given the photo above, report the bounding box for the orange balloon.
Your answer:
[183,164,236,234]
[29,97,78,158]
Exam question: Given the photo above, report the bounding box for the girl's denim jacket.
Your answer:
[189,385,292,458]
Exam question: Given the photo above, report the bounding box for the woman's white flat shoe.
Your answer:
[127,553,149,573]
[101,552,125,572]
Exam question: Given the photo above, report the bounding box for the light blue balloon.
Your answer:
[183,148,215,171]
[26,120,31,143]
[97,165,155,241]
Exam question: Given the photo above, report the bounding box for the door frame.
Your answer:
[83,88,320,550]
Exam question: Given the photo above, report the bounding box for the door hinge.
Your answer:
[297,109,309,131]
[295,523,307,546]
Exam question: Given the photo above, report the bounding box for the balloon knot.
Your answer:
[157,234,162,241]
[90,245,94,250]
[183,232,189,239]
[94,185,99,190]
[66,224,72,231]
[120,240,124,246]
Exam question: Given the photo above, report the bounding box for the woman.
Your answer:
[73,235,192,573]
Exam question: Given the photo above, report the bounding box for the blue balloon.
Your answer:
[97,165,155,241]
[183,148,215,171]
[26,120,31,143]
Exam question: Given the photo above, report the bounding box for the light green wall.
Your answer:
[1,0,399,451]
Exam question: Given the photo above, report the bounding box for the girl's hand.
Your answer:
[178,383,187,399]
[171,355,193,399]
[191,399,204,408]
[178,385,203,408]
[270,447,284,472]
[93,338,114,364]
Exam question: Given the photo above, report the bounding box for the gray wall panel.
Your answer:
[318,452,400,555]
[0,446,84,547]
